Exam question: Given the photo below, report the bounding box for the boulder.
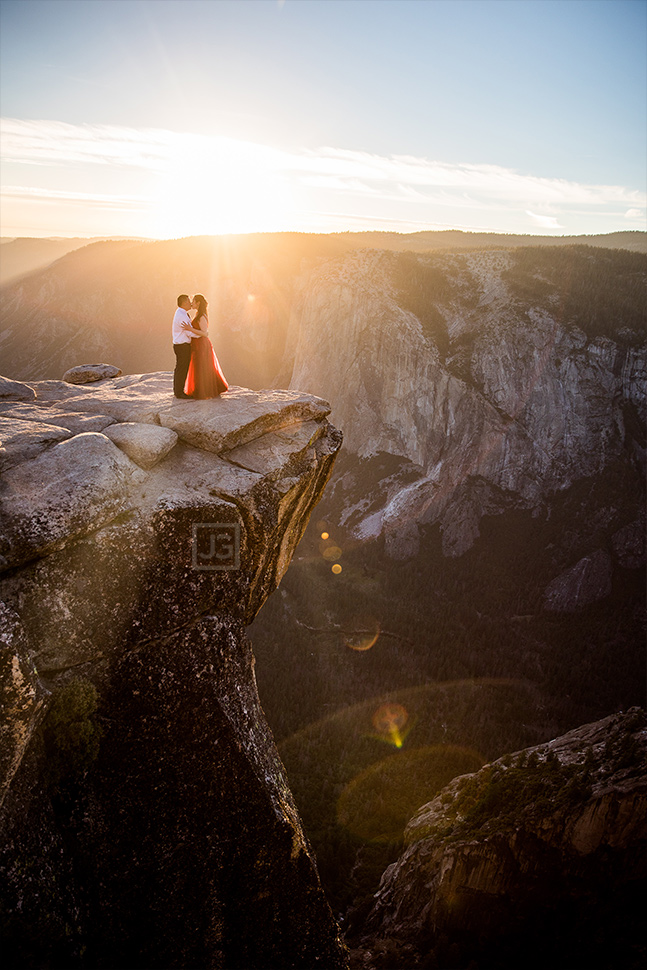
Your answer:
[224,419,324,476]
[29,380,88,401]
[0,404,116,436]
[103,422,178,469]
[0,432,146,571]
[543,549,613,612]
[55,372,182,422]
[0,375,36,402]
[62,363,122,384]
[51,376,332,451]
[0,417,72,474]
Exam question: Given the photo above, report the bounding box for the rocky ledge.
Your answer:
[0,372,346,969]
[351,708,646,969]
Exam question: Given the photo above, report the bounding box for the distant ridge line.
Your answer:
[1,229,644,288]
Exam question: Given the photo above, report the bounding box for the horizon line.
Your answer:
[2,227,645,243]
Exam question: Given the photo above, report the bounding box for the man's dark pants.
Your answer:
[173,343,192,397]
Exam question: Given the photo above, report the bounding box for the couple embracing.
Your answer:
[172,293,229,400]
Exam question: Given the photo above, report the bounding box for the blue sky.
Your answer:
[1,0,645,237]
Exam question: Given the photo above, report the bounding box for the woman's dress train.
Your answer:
[185,334,228,399]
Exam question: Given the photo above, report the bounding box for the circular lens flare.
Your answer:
[345,617,380,651]
[372,703,409,748]
[332,564,342,575]
[336,745,485,843]
[323,545,342,561]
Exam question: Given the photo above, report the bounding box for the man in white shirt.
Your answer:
[172,294,198,398]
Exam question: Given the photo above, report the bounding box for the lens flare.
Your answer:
[332,564,342,575]
[344,616,380,651]
[321,531,329,540]
[372,703,409,749]
[336,745,485,843]
[322,545,342,561]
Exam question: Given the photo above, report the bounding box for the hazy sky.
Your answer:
[1,0,645,238]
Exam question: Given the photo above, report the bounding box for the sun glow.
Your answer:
[150,133,296,237]
[2,118,645,238]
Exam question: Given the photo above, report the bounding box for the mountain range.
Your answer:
[1,230,645,385]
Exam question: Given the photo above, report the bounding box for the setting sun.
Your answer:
[151,134,296,237]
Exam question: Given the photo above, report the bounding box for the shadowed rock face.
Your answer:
[0,373,346,969]
[351,708,646,968]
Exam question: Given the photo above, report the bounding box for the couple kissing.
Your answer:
[172,293,229,400]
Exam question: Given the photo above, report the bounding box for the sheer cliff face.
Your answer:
[287,248,646,558]
[352,709,647,968]
[0,374,346,969]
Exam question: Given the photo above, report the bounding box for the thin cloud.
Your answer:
[2,184,152,210]
[3,118,644,207]
[526,210,564,230]
[2,118,645,235]
[0,118,175,171]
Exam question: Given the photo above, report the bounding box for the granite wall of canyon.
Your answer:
[286,247,646,561]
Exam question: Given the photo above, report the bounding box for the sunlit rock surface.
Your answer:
[0,416,72,473]
[0,375,36,402]
[0,372,346,969]
[103,421,178,469]
[351,708,646,967]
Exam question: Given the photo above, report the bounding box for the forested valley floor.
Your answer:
[250,472,646,918]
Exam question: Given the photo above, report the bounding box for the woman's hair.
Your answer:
[192,294,208,322]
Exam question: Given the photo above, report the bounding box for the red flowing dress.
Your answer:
[184,316,228,399]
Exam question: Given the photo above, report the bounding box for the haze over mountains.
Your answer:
[2,228,645,290]
[0,236,147,287]
[1,230,645,386]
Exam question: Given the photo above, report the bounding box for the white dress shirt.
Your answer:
[172,307,193,344]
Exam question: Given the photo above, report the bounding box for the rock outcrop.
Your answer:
[543,548,613,612]
[287,249,646,562]
[0,372,346,969]
[351,708,646,968]
[0,375,36,402]
[63,363,122,384]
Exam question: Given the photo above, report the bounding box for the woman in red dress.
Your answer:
[184,294,229,399]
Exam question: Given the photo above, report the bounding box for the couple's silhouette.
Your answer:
[171,294,228,400]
